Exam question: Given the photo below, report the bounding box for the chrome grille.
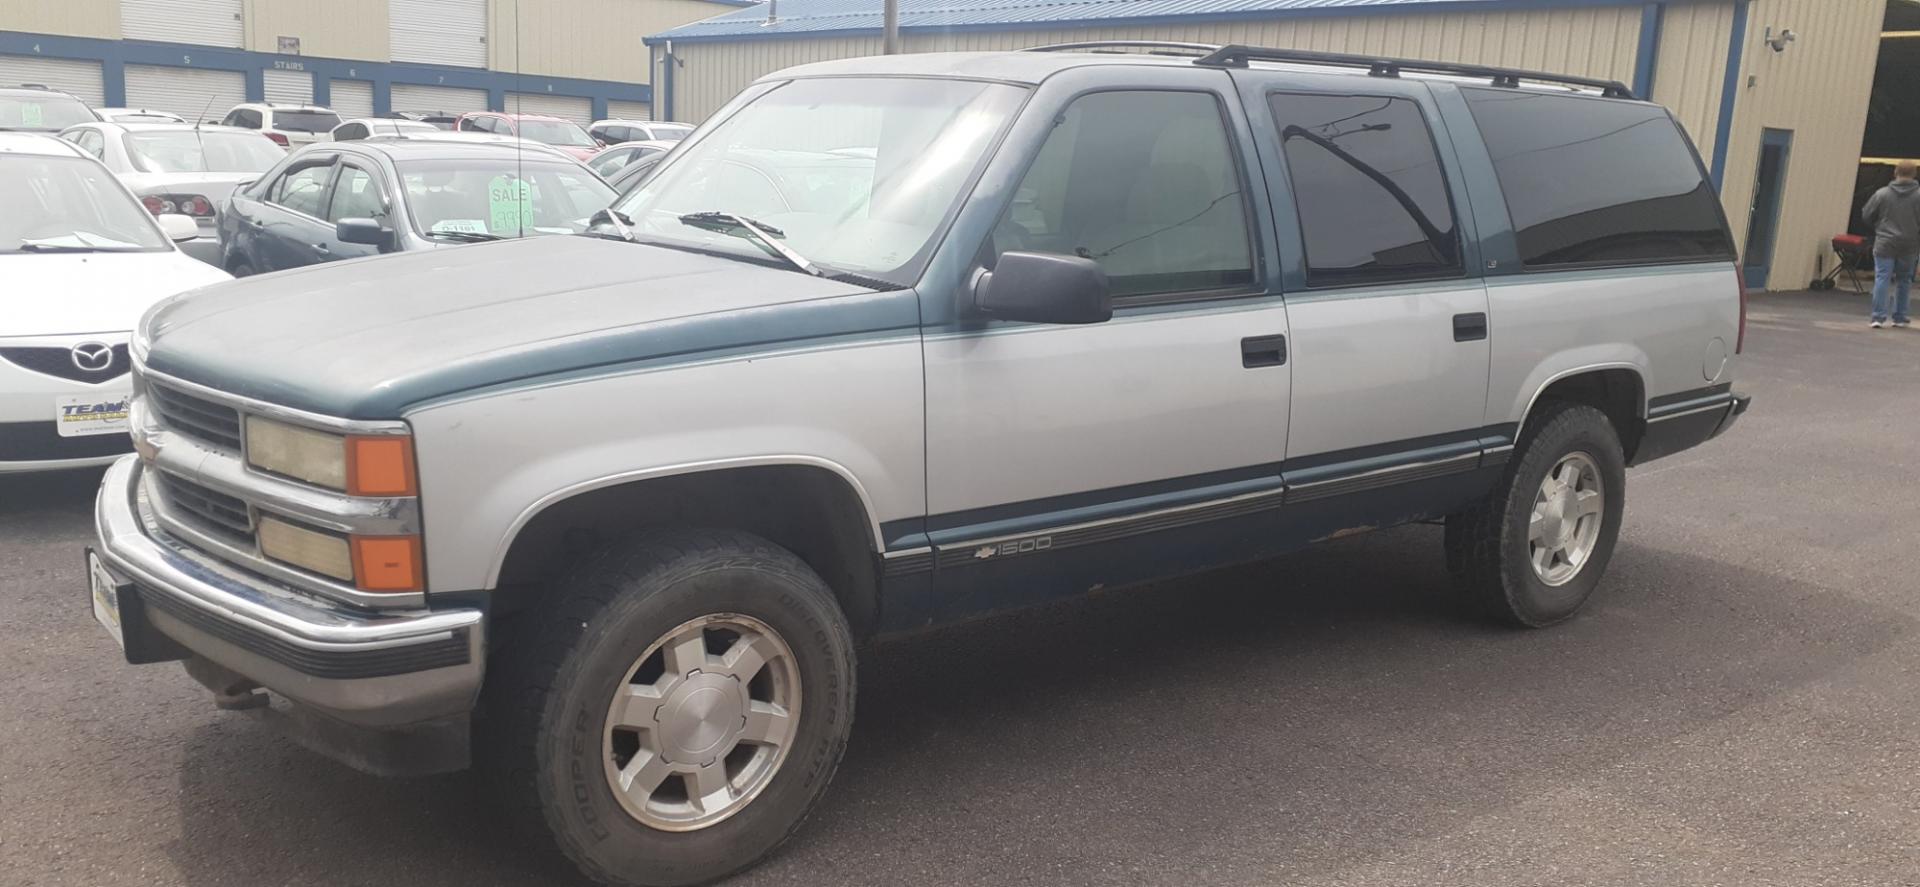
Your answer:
[149,382,243,451]
[155,471,254,544]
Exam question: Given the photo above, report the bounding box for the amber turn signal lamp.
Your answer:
[346,435,418,497]
[350,535,424,593]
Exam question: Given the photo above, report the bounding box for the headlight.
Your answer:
[245,418,419,496]
[246,417,348,489]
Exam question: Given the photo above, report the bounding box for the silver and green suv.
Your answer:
[87,44,1750,886]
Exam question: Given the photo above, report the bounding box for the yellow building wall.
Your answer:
[1715,0,1882,290]
[667,4,1646,122]
[1650,0,1737,163]
[493,0,734,85]
[244,0,390,62]
[0,0,120,40]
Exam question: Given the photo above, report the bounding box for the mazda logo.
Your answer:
[70,341,114,373]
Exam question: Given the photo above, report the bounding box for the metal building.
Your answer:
[1,0,744,127]
[646,0,1887,292]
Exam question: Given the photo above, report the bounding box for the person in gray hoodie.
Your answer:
[1862,159,1920,328]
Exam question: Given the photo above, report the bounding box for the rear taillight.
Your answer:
[140,194,215,217]
[264,131,289,147]
[1735,269,1748,354]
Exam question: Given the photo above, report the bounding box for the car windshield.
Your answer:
[0,93,97,131]
[272,110,342,133]
[650,125,693,142]
[125,130,285,173]
[398,157,617,239]
[517,119,595,148]
[613,78,1025,281]
[0,154,168,253]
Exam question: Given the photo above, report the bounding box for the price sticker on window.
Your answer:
[21,103,43,127]
[487,175,532,234]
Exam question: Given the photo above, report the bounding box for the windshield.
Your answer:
[517,119,595,147]
[0,94,97,131]
[651,125,693,142]
[272,110,342,133]
[0,155,169,252]
[614,78,1025,280]
[125,130,285,173]
[398,157,616,239]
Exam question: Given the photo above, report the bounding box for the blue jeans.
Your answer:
[1872,256,1916,323]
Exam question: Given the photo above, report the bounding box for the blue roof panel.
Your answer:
[647,0,1567,43]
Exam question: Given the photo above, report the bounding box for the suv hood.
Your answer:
[142,236,914,419]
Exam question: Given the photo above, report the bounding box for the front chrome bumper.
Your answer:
[92,455,483,727]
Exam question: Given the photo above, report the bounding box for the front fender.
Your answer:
[404,336,926,593]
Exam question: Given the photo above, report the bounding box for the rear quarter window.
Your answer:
[1464,89,1734,269]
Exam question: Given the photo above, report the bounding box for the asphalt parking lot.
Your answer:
[4,288,1919,887]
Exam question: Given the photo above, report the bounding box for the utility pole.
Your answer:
[883,0,900,54]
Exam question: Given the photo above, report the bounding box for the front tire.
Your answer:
[486,530,856,887]
[1445,402,1627,627]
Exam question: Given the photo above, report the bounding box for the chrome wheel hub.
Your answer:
[603,614,800,832]
[1528,452,1604,587]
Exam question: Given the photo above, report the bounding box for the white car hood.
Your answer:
[1,250,232,338]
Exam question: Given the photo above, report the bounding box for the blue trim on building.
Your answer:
[1632,1,1663,99]
[1708,0,1747,190]
[0,30,647,114]
[646,0,1654,44]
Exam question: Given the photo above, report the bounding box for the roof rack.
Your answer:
[1194,44,1634,98]
[1024,41,1222,57]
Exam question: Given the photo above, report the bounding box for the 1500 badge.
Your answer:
[975,536,1053,560]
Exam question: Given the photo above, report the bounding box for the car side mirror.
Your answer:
[156,213,199,243]
[971,251,1112,325]
[336,217,394,248]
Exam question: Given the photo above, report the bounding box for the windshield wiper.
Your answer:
[586,208,637,242]
[18,241,141,253]
[426,230,506,243]
[678,211,819,276]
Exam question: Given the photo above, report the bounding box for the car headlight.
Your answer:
[257,516,355,581]
[246,417,349,489]
[245,417,418,496]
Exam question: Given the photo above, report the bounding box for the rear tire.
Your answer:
[1445,402,1627,627]
[484,530,856,887]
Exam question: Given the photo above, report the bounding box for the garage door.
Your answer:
[330,80,374,119]
[262,69,313,106]
[391,0,487,67]
[607,100,650,122]
[122,0,243,48]
[390,83,488,115]
[0,55,105,106]
[508,92,591,125]
[124,65,246,123]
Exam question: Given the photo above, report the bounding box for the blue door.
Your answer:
[1743,128,1793,290]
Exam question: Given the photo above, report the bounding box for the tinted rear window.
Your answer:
[1464,89,1733,269]
[272,110,342,133]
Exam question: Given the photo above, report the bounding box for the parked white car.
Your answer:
[217,103,342,147]
[95,108,187,124]
[0,133,230,473]
[329,117,439,140]
[56,122,285,266]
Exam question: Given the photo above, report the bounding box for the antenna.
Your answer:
[514,0,525,238]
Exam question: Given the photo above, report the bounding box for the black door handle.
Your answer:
[1241,334,1287,368]
[1453,312,1488,342]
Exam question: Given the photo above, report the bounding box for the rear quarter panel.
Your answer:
[1485,263,1741,427]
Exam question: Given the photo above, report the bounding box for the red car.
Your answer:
[452,112,598,161]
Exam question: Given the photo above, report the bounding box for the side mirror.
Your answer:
[971,251,1112,325]
[336,217,394,248]
[593,137,607,147]
[156,213,199,243]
